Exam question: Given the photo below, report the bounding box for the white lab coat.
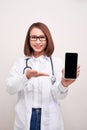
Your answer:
[6,55,68,130]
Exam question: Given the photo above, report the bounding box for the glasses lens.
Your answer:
[39,36,46,41]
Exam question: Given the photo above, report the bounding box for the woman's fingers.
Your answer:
[26,69,49,79]
[77,65,80,77]
[37,72,50,76]
[61,64,80,87]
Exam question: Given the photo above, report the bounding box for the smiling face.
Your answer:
[29,27,47,57]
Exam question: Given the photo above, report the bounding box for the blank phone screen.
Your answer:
[64,52,78,79]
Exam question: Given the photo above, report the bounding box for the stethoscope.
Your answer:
[23,57,56,84]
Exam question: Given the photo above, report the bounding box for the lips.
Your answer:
[34,45,42,49]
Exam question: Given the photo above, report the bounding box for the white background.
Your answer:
[0,0,87,130]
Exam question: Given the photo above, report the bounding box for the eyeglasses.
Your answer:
[29,35,46,41]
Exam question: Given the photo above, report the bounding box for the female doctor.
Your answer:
[6,22,80,130]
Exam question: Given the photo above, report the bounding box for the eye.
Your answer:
[30,35,37,41]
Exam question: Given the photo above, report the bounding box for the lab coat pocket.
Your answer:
[49,112,61,130]
[15,101,27,129]
[49,104,62,130]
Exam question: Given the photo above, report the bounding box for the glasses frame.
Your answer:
[29,35,47,42]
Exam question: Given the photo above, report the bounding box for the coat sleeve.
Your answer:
[51,82,68,100]
[6,59,32,95]
[51,57,69,100]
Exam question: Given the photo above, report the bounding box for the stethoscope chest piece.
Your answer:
[51,75,56,85]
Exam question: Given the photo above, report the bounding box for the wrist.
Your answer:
[61,80,68,87]
[25,72,31,79]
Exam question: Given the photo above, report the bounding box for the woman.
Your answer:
[6,22,80,130]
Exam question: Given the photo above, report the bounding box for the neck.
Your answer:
[33,52,44,58]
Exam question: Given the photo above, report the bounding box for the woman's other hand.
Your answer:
[61,65,80,87]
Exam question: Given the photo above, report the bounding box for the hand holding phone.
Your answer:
[64,52,78,79]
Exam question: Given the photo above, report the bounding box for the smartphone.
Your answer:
[64,52,78,79]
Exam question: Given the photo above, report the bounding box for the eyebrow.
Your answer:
[30,35,45,36]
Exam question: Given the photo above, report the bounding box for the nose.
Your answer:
[36,38,41,43]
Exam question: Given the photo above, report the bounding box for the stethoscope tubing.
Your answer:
[23,57,56,84]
